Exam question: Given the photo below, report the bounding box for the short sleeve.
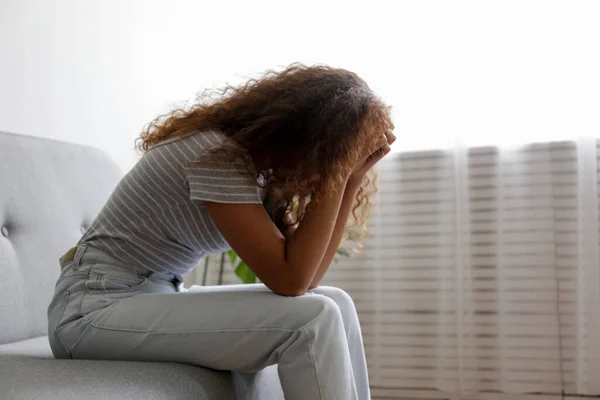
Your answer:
[184,153,263,204]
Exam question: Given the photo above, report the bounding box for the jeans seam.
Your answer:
[53,291,72,358]
[302,325,325,400]
[71,321,296,355]
[55,326,73,359]
[85,263,94,279]
[55,291,70,324]
[77,281,86,318]
[69,320,93,354]
[84,322,296,334]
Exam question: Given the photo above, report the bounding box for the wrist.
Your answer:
[346,175,363,192]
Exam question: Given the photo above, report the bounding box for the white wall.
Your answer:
[1,0,599,171]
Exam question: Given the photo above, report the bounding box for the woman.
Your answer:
[47,64,395,400]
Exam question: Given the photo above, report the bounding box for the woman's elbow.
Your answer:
[267,279,309,297]
[261,263,314,296]
[274,288,306,297]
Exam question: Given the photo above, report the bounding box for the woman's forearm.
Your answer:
[308,179,361,289]
[284,178,349,294]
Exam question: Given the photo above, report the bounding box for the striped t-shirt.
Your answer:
[79,130,263,275]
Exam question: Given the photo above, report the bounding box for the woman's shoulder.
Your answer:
[179,130,227,150]
[143,130,250,170]
[148,130,226,153]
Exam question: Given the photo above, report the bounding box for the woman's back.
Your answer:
[80,130,262,275]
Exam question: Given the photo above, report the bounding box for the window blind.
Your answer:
[187,140,600,400]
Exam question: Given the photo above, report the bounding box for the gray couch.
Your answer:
[0,131,284,400]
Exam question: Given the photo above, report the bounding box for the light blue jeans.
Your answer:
[47,244,370,400]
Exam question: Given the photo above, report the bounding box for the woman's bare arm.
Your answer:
[204,176,348,296]
[307,180,361,289]
[308,130,395,288]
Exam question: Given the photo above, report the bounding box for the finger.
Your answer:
[379,143,391,156]
[366,138,387,158]
[386,130,396,145]
[368,143,387,158]
[375,134,388,149]
[367,144,390,163]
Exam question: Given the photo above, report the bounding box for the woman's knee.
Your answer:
[309,286,356,314]
[292,293,343,327]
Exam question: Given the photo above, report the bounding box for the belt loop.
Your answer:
[72,244,88,270]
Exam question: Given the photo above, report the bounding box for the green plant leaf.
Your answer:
[224,250,257,284]
[226,250,239,265]
[234,261,257,284]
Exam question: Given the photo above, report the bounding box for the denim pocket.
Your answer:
[83,274,151,294]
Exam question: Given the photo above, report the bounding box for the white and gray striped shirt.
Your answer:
[80,130,263,275]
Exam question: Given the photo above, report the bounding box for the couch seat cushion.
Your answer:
[0,336,236,400]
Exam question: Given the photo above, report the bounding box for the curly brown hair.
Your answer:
[137,64,392,249]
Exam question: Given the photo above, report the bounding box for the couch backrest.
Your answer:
[0,132,121,344]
